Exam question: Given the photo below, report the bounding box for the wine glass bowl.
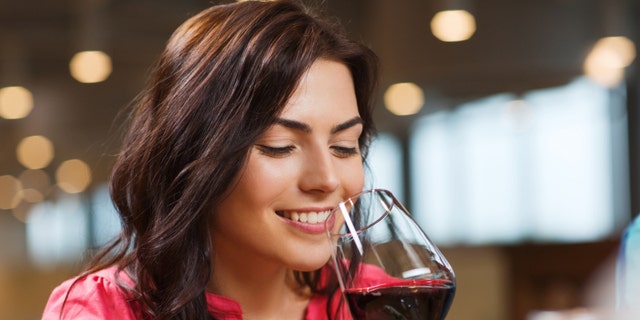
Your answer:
[325,189,456,320]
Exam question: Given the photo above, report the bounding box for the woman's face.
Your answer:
[211,59,365,272]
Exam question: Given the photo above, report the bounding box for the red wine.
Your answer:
[344,279,455,320]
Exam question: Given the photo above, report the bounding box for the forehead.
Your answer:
[279,59,358,120]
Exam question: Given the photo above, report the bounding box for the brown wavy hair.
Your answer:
[77,1,378,319]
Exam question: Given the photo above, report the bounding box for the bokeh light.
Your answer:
[0,175,23,210]
[384,82,425,116]
[16,135,55,169]
[430,10,477,42]
[584,36,636,87]
[69,50,112,83]
[0,86,34,120]
[56,159,92,193]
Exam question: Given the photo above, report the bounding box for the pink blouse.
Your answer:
[42,265,391,320]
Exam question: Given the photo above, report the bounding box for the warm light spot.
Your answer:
[594,36,636,68]
[16,135,55,169]
[430,10,476,42]
[584,36,636,87]
[0,86,34,119]
[0,175,23,210]
[69,51,112,83]
[56,159,92,193]
[384,82,425,116]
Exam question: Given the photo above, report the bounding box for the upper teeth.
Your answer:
[283,210,330,224]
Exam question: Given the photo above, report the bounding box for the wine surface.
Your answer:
[344,279,455,320]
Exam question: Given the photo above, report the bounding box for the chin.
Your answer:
[290,254,332,272]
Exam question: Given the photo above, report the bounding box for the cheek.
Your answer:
[341,159,365,194]
[238,154,294,201]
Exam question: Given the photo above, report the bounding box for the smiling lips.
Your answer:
[279,210,331,224]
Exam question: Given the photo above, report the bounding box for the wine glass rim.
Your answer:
[326,188,402,236]
[339,188,397,205]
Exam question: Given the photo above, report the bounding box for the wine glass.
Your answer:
[325,189,456,320]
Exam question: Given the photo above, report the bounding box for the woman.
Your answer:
[42,0,380,319]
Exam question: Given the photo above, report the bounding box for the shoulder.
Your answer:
[42,266,141,320]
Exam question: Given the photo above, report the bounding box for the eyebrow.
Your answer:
[274,116,363,134]
[331,116,364,134]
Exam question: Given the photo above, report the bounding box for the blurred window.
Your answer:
[25,183,120,267]
[410,77,629,244]
[90,183,121,246]
[26,195,88,267]
[367,133,405,202]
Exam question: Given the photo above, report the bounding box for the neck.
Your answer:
[208,241,310,319]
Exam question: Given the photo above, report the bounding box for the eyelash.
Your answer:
[255,145,359,158]
[256,145,295,157]
[332,146,359,158]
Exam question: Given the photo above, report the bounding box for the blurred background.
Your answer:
[0,0,638,319]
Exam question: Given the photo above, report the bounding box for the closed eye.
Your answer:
[256,145,295,157]
[331,146,359,158]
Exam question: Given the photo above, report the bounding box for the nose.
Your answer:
[299,149,340,194]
